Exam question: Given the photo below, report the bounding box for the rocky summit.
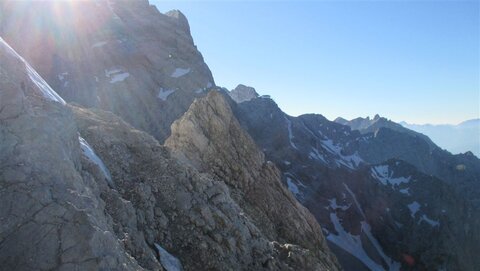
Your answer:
[1,1,479,271]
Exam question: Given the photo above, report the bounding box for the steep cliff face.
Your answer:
[0,37,145,271]
[71,93,342,270]
[165,91,341,270]
[1,0,214,142]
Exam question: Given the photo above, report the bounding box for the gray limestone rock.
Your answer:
[165,91,341,270]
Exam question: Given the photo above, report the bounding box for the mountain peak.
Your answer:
[166,9,191,35]
[228,84,259,103]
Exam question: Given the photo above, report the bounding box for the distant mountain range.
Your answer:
[400,120,480,157]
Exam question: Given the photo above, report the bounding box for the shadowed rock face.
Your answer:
[0,0,214,142]
[231,94,480,271]
[165,91,341,270]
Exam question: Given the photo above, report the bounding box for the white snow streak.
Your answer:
[327,213,385,271]
[0,37,66,104]
[361,222,401,271]
[419,214,440,227]
[343,183,366,219]
[286,177,300,196]
[154,243,183,271]
[79,136,113,187]
[284,116,298,149]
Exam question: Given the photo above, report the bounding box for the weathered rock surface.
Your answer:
[1,37,340,271]
[0,37,145,271]
[1,0,214,142]
[165,91,341,270]
[228,84,259,103]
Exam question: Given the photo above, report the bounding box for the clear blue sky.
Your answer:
[153,0,479,125]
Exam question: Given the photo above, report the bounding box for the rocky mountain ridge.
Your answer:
[1,1,479,271]
[0,36,340,270]
[230,87,480,270]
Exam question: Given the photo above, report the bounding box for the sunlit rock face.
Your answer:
[228,84,259,103]
[165,91,341,270]
[0,0,215,142]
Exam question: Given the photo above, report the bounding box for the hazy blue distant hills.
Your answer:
[401,119,480,157]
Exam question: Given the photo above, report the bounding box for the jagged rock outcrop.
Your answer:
[165,91,341,270]
[228,84,259,103]
[335,115,436,149]
[1,0,214,142]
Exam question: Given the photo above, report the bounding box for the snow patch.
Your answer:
[109,72,129,83]
[79,136,113,187]
[171,68,190,78]
[407,201,421,218]
[371,165,410,186]
[158,88,176,101]
[154,243,183,271]
[105,68,130,83]
[327,213,386,271]
[321,139,363,169]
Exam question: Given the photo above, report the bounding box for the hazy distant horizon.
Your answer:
[155,1,479,125]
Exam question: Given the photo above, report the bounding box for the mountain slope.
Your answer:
[165,91,341,270]
[1,0,214,142]
[1,36,340,270]
[336,116,480,207]
[0,36,145,271]
[229,88,480,270]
